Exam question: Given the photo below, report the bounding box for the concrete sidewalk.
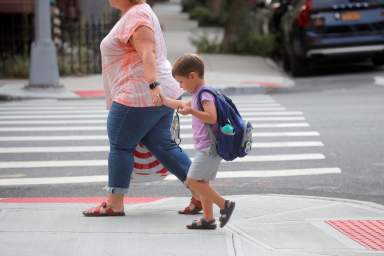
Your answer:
[0,194,383,255]
[0,1,292,100]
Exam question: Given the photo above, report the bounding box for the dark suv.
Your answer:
[279,0,384,76]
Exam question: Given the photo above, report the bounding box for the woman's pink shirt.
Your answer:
[100,3,183,109]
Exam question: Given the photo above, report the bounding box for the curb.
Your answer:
[0,197,165,204]
[73,90,105,98]
[261,193,384,210]
[71,81,294,99]
[1,194,382,209]
[220,81,294,95]
[0,79,294,101]
[0,84,79,100]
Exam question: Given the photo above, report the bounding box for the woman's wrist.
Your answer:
[148,81,160,90]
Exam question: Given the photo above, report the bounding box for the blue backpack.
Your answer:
[197,87,253,161]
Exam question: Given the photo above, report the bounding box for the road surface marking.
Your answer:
[0,107,288,114]
[0,154,325,169]
[0,101,278,109]
[0,111,303,117]
[374,76,384,87]
[250,123,309,128]
[0,168,341,186]
[166,168,341,179]
[0,126,107,132]
[0,116,306,125]
[0,142,323,153]
[0,132,320,141]
[0,117,307,125]
[0,122,310,131]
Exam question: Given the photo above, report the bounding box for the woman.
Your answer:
[83,0,201,216]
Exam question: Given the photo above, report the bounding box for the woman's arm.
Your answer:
[130,26,161,105]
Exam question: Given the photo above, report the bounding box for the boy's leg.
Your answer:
[186,178,225,210]
[188,178,235,228]
[200,191,214,221]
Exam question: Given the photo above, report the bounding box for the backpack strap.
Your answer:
[197,87,219,156]
[196,87,217,111]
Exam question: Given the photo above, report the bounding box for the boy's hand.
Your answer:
[178,103,192,115]
[157,92,165,105]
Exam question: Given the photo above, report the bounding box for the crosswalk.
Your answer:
[0,96,341,186]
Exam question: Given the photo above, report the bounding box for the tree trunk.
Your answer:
[207,0,223,17]
[222,0,250,50]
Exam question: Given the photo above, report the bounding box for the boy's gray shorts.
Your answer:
[187,148,222,182]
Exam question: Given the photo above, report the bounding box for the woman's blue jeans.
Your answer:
[106,101,191,194]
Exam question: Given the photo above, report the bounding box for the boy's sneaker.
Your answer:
[219,200,235,228]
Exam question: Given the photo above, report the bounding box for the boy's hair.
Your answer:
[172,53,204,78]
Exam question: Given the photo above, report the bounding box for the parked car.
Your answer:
[279,0,384,76]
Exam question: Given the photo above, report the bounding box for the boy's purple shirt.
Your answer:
[191,85,218,150]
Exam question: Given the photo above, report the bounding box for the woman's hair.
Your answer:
[172,53,205,78]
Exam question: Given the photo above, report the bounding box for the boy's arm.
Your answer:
[190,100,217,125]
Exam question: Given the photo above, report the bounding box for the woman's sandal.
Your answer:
[186,218,217,230]
[219,200,235,228]
[178,197,202,215]
[82,202,125,217]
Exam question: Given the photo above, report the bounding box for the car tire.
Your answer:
[289,54,308,77]
[282,49,290,72]
[372,54,384,66]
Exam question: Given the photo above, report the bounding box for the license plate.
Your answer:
[341,11,361,21]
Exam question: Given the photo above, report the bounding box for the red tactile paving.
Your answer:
[74,90,105,98]
[0,197,164,204]
[239,81,285,88]
[327,220,384,251]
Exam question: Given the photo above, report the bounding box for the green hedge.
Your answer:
[191,32,276,57]
[189,6,224,26]
[225,32,276,57]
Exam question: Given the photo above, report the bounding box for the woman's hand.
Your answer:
[150,85,162,106]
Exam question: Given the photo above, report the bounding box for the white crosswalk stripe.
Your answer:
[0,132,320,141]
[0,168,342,186]
[0,116,306,124]
[374,76,384,87]
[0,123,310,131]
[0,111,303,118]
[0,154,325,169]
[0,95,341,186]
[0,142,324,153]
[165,168,341,180]
[0,106,286,114]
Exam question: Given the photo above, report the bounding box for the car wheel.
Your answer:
[289,54,308,77]
[282,49,290,72]
[372,54,384,66]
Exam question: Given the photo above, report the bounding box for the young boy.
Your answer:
[160,53,235,229]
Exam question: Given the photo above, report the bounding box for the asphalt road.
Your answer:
[0,65,383,205]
